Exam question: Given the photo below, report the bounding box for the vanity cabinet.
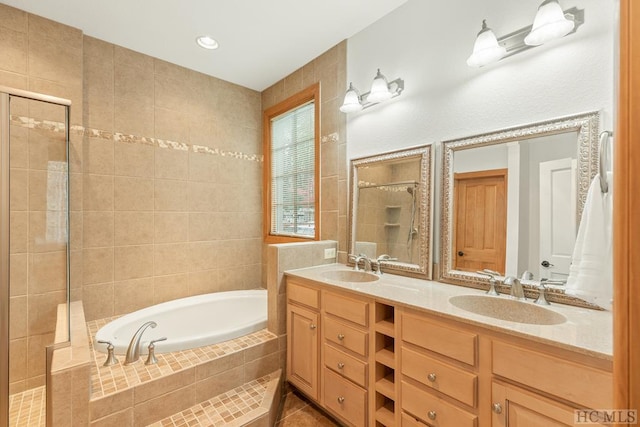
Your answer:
[400,311,479,427]
[285,274,612,427]
[286,280,320,400]
[286,277,372,427]
[321,289,370,427]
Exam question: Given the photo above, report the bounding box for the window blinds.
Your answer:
[270,101,315,237]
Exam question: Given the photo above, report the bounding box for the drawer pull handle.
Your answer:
[337,333,345,340]
[337,362,345,369]
[337,396,345,404]
[427,373,437,382]
[309,324,317,330]
[492,403,503,414]
[428,411,437,420]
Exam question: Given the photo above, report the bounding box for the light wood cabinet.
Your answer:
[286,280,320,400]
[492,381,583,427]
[285,275,612,427]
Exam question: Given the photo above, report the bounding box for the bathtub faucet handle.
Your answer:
[97,340,119,366]
[145,337,167,366]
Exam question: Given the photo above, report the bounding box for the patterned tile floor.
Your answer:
[8,386,46,427]
[87,317,276,400]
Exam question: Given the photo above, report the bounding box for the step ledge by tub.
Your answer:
[51,301,92,373]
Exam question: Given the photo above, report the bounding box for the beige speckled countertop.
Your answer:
[285,264,613,361]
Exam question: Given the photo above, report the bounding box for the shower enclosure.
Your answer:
[0,87,71,427]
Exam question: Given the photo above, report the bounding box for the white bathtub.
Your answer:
[94,289,267,354]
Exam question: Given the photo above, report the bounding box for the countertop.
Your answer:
[285,263,613,361]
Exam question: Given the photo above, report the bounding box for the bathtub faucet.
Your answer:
[124,321,157,365]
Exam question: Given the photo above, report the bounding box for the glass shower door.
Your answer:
[1,89,70,427]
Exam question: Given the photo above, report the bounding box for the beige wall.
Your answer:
[0,3,263,392]
[261,42,349,263]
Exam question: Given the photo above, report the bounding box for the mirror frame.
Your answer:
[439,111,601,293]
[349,145,433,279]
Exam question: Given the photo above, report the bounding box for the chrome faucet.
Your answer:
[476,269,500,296]
[375,254,397,276]
[124,321,157,365]
[353,253,373,272]
[504,276,526,301]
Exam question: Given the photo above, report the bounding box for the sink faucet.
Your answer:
[504,276,526,301]
[375,254,398,275]
[353,254,373,272]
[124,321,157,365]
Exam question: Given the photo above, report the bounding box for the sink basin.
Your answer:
[321,270,379,283]
[448,295,567,325]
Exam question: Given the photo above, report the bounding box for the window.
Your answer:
[263,84,320,243]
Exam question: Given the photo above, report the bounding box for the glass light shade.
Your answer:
[339,83,363,113]
[524,0,575,46]
[466,20,507,67]
[367,69,393,103]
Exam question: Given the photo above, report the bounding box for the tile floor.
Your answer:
[8,386,46,427]
[275,388,339,427]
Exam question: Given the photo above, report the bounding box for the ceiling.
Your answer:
[1,0,408,91]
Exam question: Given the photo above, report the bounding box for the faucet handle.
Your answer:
[97,340,119,366]
[534,281,551,305]
[375,254,398,275]
[476,270,500,296]
[145,337,167,366]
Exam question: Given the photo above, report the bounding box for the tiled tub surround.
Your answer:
[286,264,613,359]
[87,318,282,425]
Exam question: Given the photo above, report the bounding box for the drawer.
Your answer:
[402,313,477,366]
[288,280,319,309]
[324,315,368,357]
[324,368,367,427]
[402,412,428,427]
[402,346,477,407]
[324,291,369,326]
[325,343,368,388]
[492,340,613,410]
[401,381,478,427]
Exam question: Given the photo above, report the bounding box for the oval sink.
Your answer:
[321,270,379,283]
[448,295,567,325]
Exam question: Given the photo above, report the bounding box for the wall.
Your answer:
[261,42,348,263]
[0,3,263,392]
[345,0,615,265]
[346,0,615,159]
[0,6,84,393]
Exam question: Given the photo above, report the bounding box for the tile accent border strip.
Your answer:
[9,115,264,163]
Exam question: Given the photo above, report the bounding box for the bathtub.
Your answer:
[95,289,267,354]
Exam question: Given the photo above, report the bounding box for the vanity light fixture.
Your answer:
[196,35,219,50]
[339,69,404,113]
[466,1,584,68]
[466,20,507,67]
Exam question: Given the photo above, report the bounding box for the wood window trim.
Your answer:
[263,83,320,244]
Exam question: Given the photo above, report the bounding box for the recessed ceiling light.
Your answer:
[196,35,219,50]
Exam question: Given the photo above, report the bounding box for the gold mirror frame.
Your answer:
[439,111,601,304]
[349,145,433,279]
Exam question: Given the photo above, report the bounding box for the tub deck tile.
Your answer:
[87,317,277,400]
[147,370,279,427]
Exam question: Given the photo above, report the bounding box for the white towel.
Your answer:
[565,172,613,309]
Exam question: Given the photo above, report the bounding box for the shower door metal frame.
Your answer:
[0,86,71,427]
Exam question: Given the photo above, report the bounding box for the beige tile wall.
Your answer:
[0,3,264,392]
[261,41,349,265]
[1,6,83,393]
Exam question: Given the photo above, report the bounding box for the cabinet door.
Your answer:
[287,304,320,400]
[492,381,580,427]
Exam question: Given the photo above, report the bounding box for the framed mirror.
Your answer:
[439,111,600,294]
[349,145,432,278]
